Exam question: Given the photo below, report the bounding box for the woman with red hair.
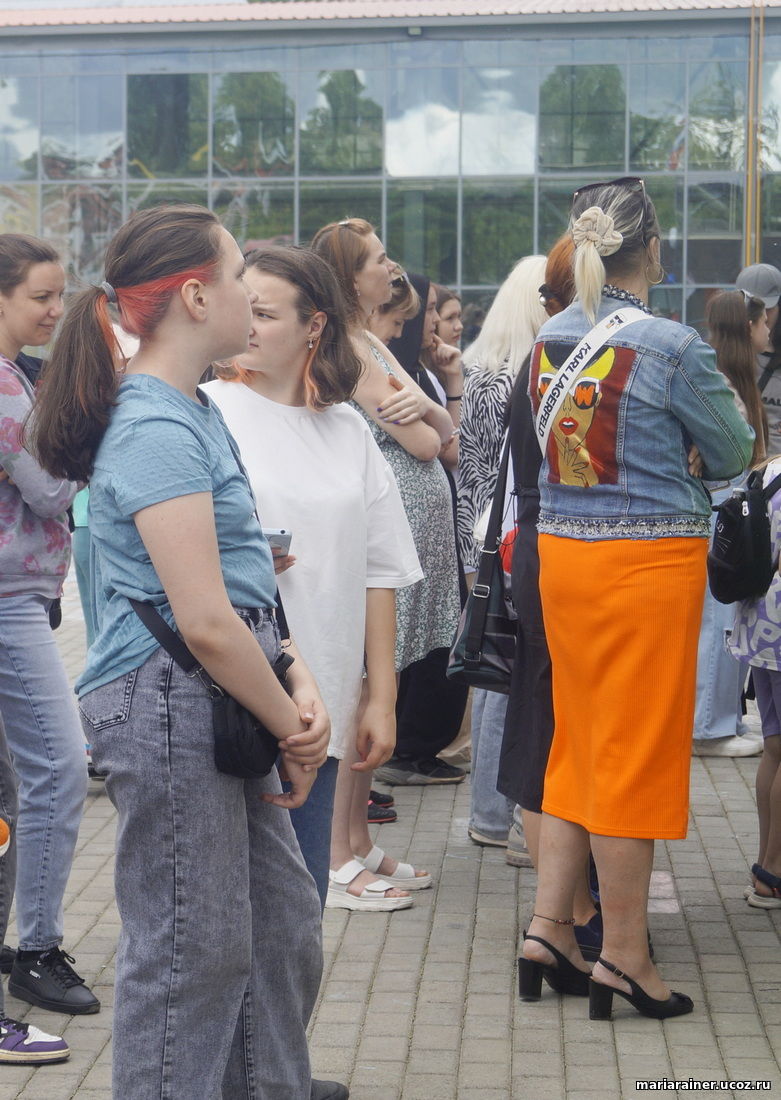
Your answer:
[32,205,344,1100]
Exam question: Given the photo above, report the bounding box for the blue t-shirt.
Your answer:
[77,375,276,696]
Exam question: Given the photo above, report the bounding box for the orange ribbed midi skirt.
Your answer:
[538,533,707,840]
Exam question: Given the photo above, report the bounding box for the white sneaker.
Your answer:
[693,734,763,757]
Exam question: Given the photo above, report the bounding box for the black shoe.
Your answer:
[588,957,693,1021]
[367,801,397,824]
[0,945,15,975]
[9,948,100,1015]
[373,755,466,786]
[518,935,591,1000]
[311,1080,349,1100]
[369,789,394,807]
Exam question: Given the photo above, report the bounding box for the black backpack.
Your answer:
[708,469,781,604]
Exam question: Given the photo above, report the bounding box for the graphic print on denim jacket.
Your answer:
[531,340,636,488]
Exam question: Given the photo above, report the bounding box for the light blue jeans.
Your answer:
[0,712,18,1015]
[80,613,322,1100]
[72,527,97,649]
[470,688,514,841]
[0,593,87,951]
[694,482,746,741]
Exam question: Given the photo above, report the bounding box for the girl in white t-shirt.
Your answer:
[204,246,426,911]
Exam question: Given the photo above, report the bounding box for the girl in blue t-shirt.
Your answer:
[31,205,344,1100]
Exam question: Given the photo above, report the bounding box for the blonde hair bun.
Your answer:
[572,207,623,257]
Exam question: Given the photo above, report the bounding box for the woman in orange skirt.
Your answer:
[518,178,754,1020]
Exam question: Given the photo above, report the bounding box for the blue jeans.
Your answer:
[80,614,322,1100]
[0,712,18,1015]
[289,755,339,913]
[470,688,514,840]
[694,483,746,741]
[0,593,87,951]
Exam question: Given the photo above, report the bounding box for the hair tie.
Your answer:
[100,280,118,304]
[571,207,623,257]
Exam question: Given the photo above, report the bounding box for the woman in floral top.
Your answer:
[0,235,98,1045]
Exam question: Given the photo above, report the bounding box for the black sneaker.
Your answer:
[367,801,397,824]
[373,755,466,786]
[9,948,100,1015]
[0,945,15,975]
[369,789,394,808]
[311,1080,349,1100]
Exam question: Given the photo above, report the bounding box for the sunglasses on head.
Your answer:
[572,176,651,245]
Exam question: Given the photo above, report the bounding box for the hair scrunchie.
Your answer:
[571,207,623,257]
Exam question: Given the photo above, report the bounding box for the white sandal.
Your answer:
[356,844,432,891]
[325,859,413,912]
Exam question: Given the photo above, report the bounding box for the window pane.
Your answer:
[0,77,38,180]
[388,42,460,68]
[538,178,584,251]
[688,61,746,171]
[629,64,686,172]
[41,75,123,180]
[762,61,781,171]
[462,180,534,285]
[213,46,294,74]
[647,176,685,286]
[387,181,457,284]
[649,285,683,323]
[0,183,38,234]
[213,72,295,178]
[213,182,293,250]
[299,70,383,176]
[127,181,208,213]
[41,184,122,282]
[127,74,208,178]
[298,182,382,246]
[386,69,459,177]
[539,65,626,173]
[761,174,781,272]
[687,179,744,284]
[462,68,536,175]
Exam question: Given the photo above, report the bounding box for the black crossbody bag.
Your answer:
[130,597,293,779]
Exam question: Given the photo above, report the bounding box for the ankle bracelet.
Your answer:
[532,913,575,926]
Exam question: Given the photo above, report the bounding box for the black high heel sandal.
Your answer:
[518,934,591,1001]
[588,957,693,1020]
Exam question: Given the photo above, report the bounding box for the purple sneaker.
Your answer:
[0,1016,70,1064]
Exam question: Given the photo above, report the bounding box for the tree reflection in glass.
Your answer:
[127,74,208,178]
[538,65,625,172]
[299,70,382,175]
[213,72,294,177]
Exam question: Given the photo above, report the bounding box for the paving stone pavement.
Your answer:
[0,573,778,1098]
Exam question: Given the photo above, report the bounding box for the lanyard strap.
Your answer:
[534,307,647,455]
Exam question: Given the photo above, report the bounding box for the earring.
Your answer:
[307,339,314,350]
[646,261,665,286]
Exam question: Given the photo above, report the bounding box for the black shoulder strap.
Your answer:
[463,434,511,660]
[758,364,775,395]
[763,472,781,501]
[129,600,197,674]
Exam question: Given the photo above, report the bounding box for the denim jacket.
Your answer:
[528,297,755,540]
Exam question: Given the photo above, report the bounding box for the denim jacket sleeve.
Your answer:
[667,332,755,480]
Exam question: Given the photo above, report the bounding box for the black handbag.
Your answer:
[130,598,293,779]
[447,434,517,694]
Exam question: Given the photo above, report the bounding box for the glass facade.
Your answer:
[0,23,776,324]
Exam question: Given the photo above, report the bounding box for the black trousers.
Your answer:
[395,467,469,759]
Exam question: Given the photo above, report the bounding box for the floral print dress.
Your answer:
[350,343,460,671]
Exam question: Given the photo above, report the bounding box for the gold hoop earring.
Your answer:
[647,262,664,286]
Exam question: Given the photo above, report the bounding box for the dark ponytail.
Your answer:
[32,204,223,481]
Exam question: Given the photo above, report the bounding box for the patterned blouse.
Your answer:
[0,356,77,598]
[457,363,513,571]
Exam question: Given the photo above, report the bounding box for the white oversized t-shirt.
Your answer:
[203,379,423,758]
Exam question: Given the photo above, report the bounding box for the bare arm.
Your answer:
[352,587,397,773]
[352,345,442,462]
[133,492,329,806]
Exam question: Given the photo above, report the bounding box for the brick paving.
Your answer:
[0,573,778,1098]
